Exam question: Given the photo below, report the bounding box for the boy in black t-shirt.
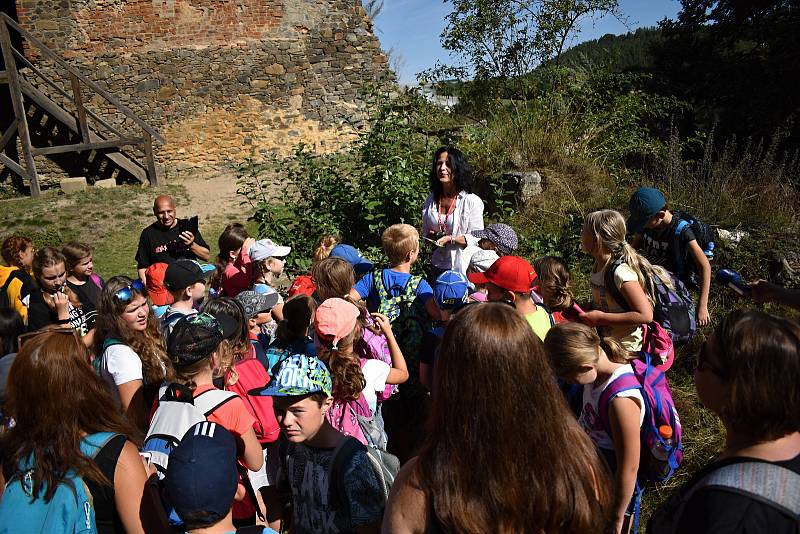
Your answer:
[627,187,712,326]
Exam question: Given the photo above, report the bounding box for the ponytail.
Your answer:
[316,327,365,401]
[599,336,637,364]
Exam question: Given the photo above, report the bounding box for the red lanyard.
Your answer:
[437,194,457,234]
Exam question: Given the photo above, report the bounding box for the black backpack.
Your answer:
[0,269,24,309]
[671,210,715,287]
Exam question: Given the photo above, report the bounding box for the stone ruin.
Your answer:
[4,0,391,185]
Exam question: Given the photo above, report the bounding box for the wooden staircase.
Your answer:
[0,12,163,196]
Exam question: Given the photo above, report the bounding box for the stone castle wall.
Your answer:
[13,0,390,178]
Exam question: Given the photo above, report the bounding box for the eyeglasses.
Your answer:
[113,280,147,304]
[17,326,78,349]
[695,340,726,377]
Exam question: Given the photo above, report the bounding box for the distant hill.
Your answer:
[555,27,663,72]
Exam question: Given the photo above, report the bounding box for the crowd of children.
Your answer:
[0,179,798,534]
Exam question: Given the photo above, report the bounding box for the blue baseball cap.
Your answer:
[434,270,469,310]
[165,422,238,526]
[250,354,332,397]
[627,187,666,234]
[330,244,373,275]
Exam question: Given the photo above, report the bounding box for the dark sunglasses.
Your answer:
[114,280,147,304]
[695,340,726,377]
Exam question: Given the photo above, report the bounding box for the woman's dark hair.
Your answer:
[712,309,800,441]
[428,146,473,200]
[1,331,137,502]
[416,303,612,533]
[0,308,23,355]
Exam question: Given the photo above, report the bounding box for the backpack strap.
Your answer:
[89,273,103,289]
[80,432,120,459]
[192,388,239,417]
[671,461,800,532]
[101,337,125,351]
[597,371,642,436]
[671,219,692,276]
[403,274,422,299]
[330,436,367,511]
[373,269,389,301]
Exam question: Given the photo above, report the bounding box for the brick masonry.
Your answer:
[13,0,391,181]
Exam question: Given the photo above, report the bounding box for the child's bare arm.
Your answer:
[372,312,409,385]
[687,240,712,326]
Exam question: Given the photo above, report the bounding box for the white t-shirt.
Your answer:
[100,344,143,405]
[590,261,644,351]
[578,364,645,450]
[360,359,391,415]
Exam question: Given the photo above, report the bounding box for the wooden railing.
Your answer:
[0,12,164,196]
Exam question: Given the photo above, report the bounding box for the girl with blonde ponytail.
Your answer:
[544,321,644,534]
[580,209,672,351]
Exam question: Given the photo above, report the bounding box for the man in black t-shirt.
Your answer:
[135,195,210,302]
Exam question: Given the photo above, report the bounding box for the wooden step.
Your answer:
[18,78,149,184]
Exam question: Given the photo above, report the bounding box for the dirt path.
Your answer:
[173,168,242,222]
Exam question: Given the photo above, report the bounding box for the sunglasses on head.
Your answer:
[114,279,147,304]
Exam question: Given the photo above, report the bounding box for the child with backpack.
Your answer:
[235,290,280,370]
[160,259,213,336]
[264,294,317,377]
[0,329,169,533]
[95,275,174,433]
[628,187,712,326]
[314,298,408,446]
[419,270,470,390]
[467,255,554,341]
[256,354,386,534]
[62,241,103,315]
[0,235,35,325]
[165,422,279,534]
[544,322,647,534]
[250,238,291,323]
[579,209,676,352]
[162,313,264,526]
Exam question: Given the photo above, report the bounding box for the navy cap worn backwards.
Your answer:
[627,187,666,234]
[167,313,224,367]
[165,422,238,527]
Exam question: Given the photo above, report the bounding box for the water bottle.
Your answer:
[704,241,715,260]
[715,268,751,296]
[651,425,674,477]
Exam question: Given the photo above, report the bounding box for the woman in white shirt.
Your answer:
[94,276,173,433]
[421,147,485,277]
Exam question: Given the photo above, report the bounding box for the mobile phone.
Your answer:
[139,452,152,465]
[571,302,585,315]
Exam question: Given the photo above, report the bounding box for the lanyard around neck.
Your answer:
[437,193,458,234]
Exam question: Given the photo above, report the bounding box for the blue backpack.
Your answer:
[0,432,119,534]
[671,211,715,288]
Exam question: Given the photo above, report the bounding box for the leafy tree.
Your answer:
[437,0,623,83]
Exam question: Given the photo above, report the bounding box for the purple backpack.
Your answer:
[598,353,684,483]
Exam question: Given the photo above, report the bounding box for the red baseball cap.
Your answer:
[467,255,537,293]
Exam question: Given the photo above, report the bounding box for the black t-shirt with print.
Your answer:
[135,220,208,269]
[648,453,800,534]
[27,289,90,334]
[640,216,697,273]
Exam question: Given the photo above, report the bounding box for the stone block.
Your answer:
[94,178,116,189]
[60,177,87,194]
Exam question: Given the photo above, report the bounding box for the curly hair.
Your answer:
[94,276,173,385]
[1,235,33,268]
[316,326,366,401]
[534,256,575,312]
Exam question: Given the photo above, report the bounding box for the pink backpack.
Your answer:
[356,317,397,402]
[327,391,371,446]
[641,322,675,372]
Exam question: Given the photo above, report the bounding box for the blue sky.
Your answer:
[372,0,682,85]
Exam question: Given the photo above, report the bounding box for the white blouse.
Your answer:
[421,191,485,273]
